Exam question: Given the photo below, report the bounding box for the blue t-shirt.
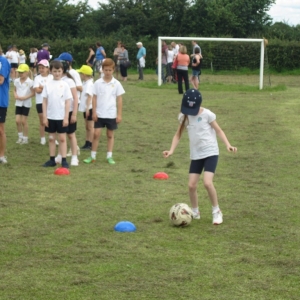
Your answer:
[136,47,146,60]
[95,46,105,60]
[0,57,11,108]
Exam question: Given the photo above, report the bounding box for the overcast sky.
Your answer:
[73,0,300,26]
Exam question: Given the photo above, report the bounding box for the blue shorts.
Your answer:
[189,155,218,174]
[192,70,200,76]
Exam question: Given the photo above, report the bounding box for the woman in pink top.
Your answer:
[176,45,190,94]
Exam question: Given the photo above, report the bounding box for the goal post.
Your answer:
[158,37,265,90]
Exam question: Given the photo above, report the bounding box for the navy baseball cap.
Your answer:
[58,52,73,62]
[42,43,50,48]
[180,89,202,116]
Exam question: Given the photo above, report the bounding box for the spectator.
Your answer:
[136,42,146,80]
[191,40,202,56]
[86,45,95,68]
[118,44,129,82]
[161,40,168,83]
[166,44,174,83]
[95,41,106,76]
[37,43,50,63]
[176,45,190,94]
[113,41,122,79]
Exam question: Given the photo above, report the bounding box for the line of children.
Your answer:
[14,64,35,144]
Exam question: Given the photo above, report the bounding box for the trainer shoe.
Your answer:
[43,160,56,167]
[20,139,28,144]
[83,157,95,164]
[40,140,46,145]
[193,212,201,220]
[81,144,91,150]
[61,161,69,169]
[212,210,223,225]
[0,157,8,164]
[16,138,23,144]
[55,155,62,164]
[107,157,115,165]
[71,157,79,166]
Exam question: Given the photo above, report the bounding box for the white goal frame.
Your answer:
[158,37,265,90]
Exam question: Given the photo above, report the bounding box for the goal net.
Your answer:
[158,37,270,90]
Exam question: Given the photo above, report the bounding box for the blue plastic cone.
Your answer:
[114,221,136,232]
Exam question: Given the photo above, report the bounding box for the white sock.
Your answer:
[56,154,62,160]
[91,151,96,159]
[212,206,220,214]
[23,136,28,141]
[72,155,78,160]
[18,132,23,138]
[192,207,199,214]
[41,137,46,143]
[107,152,112,159]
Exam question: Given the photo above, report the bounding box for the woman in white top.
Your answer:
[163,89,237,225]
[166,45,174,83]
[14,64,34,144]
[33,59,53,145]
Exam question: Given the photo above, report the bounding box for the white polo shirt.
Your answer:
[179,108,219,160]
[14,78,33,108]
[42,79,72,120]
[29,52,37,63]
[61,76,76,112]
[69,69,82,102]
[33,74,53,104]
[79,78,94,112]
[10,51,19,64]
[92,77,125,118]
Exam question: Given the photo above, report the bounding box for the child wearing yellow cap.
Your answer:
[77,65,94,150]
[14,64,35,144]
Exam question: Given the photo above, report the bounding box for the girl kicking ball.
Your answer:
[163,89,237,225]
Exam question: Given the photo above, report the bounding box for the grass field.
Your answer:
[0,71,299,300]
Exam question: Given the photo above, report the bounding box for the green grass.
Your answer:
[0,73,299,299]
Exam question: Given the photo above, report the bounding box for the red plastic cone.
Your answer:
[153,172,169,180]
[54,167,70,175]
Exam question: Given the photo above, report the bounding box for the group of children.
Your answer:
[12,55,125,169]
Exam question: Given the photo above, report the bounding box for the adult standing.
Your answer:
[118,44,129,81]
[191,40,201,56]
[113,41,122,79]
[37,43,50,63]
[86,45,95,68]
[0,51,11,164]
[136,42,146,80]
[176,45,190,94]
[161,40,168,84]
[95,41,106,76]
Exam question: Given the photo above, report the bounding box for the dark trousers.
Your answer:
[137,60,144,80]
[120,63,127,77]
[177,69,189,94]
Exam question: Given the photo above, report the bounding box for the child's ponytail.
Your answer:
[179,114,188,138]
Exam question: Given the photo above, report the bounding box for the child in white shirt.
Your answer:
[14,64,34,144]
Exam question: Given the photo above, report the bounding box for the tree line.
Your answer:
[1,0,300,41]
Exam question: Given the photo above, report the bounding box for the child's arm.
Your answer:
[63,99,70,127]
[19,87,35,101]
[85,94,92,117]
[210,121,237,152]
[34,85,43,94]
[116,95,122,124]
[92,95,98,122]
[163,124,182,158]
[14,86,19,100]
[70,87,78,124]
[42,97,48,127]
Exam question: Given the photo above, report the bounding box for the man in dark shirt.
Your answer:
[36,43,50,63]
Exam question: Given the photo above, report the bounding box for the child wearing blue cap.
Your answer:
[163,89,237,225]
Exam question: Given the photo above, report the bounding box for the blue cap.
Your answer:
[181,89,202,116]
[114,221,136,232]
[58,52,73,62]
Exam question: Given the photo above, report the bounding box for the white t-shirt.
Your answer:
[69,69,82,103]
[167,49,174,63]
[5,51,11,63]
[61,76,76,112]
[10,51,19,64]
[42,79,72,120]
[19,54,26,64]
[33,74,53,104]
[179,108,219,160]
[29,52,37,63]
[79,78,94,112]
[14,77,33,108]
[173,44,179,56]
[92,77,125,118]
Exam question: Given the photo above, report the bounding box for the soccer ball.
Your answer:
[169,203,193,227]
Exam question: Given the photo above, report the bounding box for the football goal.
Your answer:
[158,37,268,90]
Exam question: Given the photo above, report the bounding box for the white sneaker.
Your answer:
[20,139,28,144]
[71,157,79,166]
[212,210,223,225]
[193,212,201,220]
[40,140,46,145]
[55,155,62,164]
[16,138,23,144]
[67,148,72,157]
[0,157,8,164]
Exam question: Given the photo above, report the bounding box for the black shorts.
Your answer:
[94,118,117,130]
[189,155,218,174]
[29,62,35,68]
[67,111,77,134]
[83,109,93,121]
[45,119,68,134]
[11,63,18,69]
[36,103,43,114]
[15,106,30,116]
[0,107,7,123]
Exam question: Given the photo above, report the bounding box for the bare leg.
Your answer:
[0,123,6,157]
[106,129,114,152]
[188,173,200,208]
[203,171,218,207]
